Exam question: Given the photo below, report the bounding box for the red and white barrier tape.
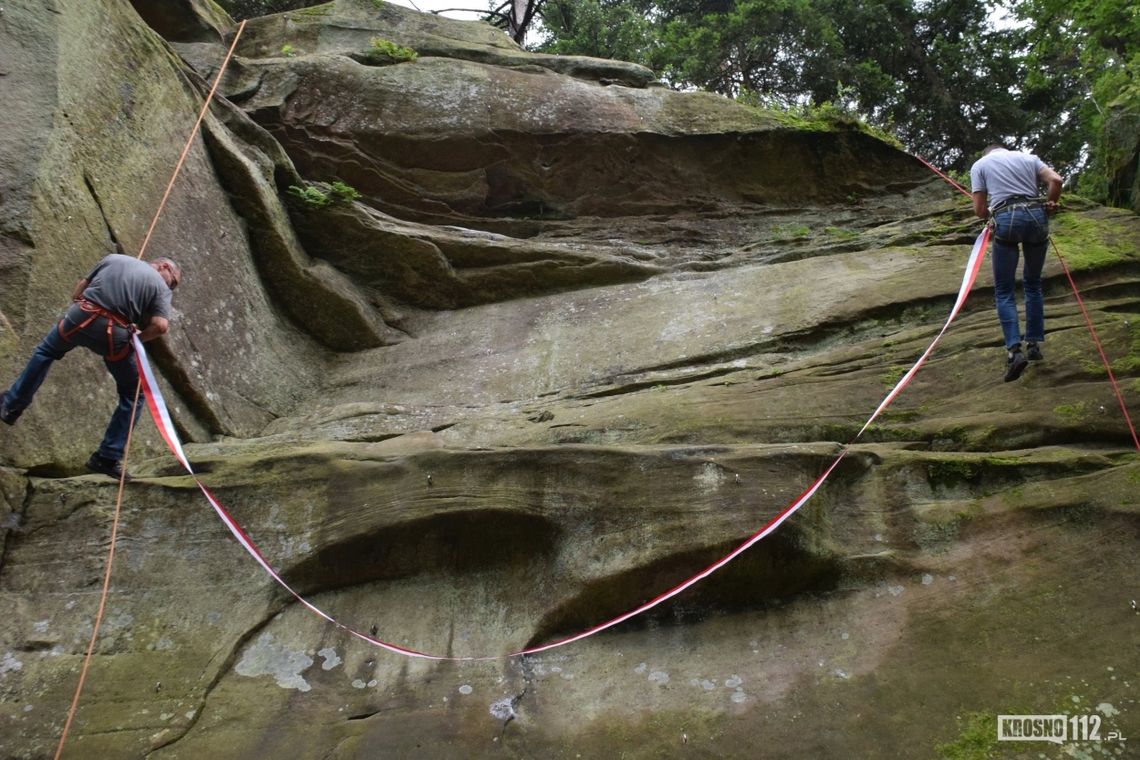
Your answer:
[134,336,443,660]
[132,227,990,660]
[860,225,990,435]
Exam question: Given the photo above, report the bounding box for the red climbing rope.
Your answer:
[917,152,1139,452]
[1052,240,1140,450]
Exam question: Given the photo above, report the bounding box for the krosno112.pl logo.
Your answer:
[997,714,1126,744]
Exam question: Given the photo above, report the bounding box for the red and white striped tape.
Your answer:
[132,226,990,660]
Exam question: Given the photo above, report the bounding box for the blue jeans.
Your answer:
[3,304,139,460]
[990,204,1049,350]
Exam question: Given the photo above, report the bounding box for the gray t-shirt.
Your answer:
[970,149,1047,207]
[82,254,172,324]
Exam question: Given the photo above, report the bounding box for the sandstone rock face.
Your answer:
[1,1,1138,758]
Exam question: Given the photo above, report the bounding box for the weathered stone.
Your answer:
[1,1,1138,758]
[130,0,236,43]
[233,0,656,87]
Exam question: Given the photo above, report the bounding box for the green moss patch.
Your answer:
[936,712,998,760]
[1049,212,1137,271]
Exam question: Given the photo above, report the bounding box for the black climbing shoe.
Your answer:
[1026,343,1044,361]
[85,453,131,482]
[1004,349,1029,382]
[0,393,20,425]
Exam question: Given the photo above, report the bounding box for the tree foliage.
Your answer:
[1015,0,1140,206]
[533,0,1140,207]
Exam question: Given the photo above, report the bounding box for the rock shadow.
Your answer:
[525,525,842,649]
[283,509,561,596]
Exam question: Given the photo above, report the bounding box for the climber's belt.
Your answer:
[58,299,134,362]
[990,195,1043,213]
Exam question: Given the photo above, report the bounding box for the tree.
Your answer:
[491,0,547,44]
[538,0,657,61]
[536,0,1036,171]
[1014,0,1140,206]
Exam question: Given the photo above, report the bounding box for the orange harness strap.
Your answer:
[58,299,133,362]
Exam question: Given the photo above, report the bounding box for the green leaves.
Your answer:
[537,0,657,62]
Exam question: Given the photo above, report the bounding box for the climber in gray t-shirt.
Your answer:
[1,252,182,480]
[81,253,174,326]
[969,145,1062,382]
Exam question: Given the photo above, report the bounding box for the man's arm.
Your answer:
[70,278,89,301]
[136,316,169,342]
[972,191,989,220]
[1039,166,1063,214]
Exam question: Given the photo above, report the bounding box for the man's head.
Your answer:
[152,258,182,291]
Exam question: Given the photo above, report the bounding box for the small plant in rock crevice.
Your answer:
[287,180,364,209]
[328,180,361,203]
[366,37,417,63]
[287,184,331,208]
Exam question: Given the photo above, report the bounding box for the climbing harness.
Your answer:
[57,299,134,362]
[988,194,1045,214]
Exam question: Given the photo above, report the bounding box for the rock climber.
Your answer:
[0,252,182,480]
[970,144,1063,382]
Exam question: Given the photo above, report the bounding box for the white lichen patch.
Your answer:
[489,697,515,721]
[458,684,473,695]
[317,647,341,671]
[1,652,23,677]
[648,670,669,685]
[234,633,314,692]
[693,462,727,493]
[1097,703,1119,717]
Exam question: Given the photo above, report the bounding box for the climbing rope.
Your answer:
[52,48,1138,752]
[915,153,1140,452]
[136,21,247,262]
[53,20,246,759]
[52,384,141,760]
[1051,239,1140,450]
[129,151,1137,662]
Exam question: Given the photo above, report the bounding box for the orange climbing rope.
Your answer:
[52,384,140,760]
[136,21,247,263]
[53,20,246,760]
